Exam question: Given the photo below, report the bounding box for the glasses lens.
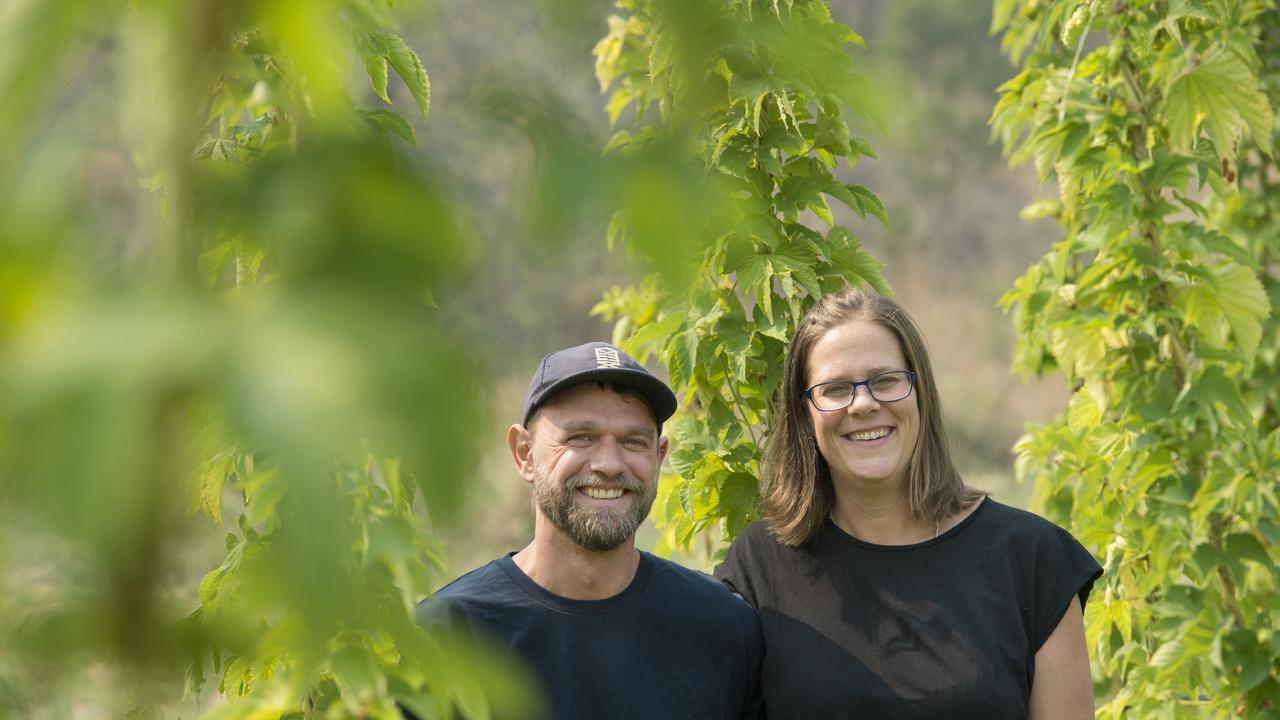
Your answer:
[868,371,912,402]
[813,381,854,411]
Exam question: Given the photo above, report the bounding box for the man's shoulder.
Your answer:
[414,557,514,627]
[644,553,757,622]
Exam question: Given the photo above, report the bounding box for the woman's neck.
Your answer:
[829,488,934,545]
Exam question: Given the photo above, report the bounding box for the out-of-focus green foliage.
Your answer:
[591,0,891,557]
[992,0,1279,715]
[0,1,542,717]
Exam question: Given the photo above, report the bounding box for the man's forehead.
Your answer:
[528,384,658,432]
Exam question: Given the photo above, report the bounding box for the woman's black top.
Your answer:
[714,498,1102,719]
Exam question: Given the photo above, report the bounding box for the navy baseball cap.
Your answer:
[522,342,677,429]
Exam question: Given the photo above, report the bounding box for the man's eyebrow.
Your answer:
[553,420,599,434]
[620,424,658,438]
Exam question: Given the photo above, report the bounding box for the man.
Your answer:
[417,342,763,719]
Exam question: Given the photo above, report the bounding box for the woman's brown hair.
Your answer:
[762,286,983,546]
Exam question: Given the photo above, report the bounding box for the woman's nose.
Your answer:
[846,384,880,414]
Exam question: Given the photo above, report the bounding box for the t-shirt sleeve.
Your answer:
[714,525,762,610]
[415,591,489,647]
[738,597,766,720]
[1031,523,1103,652]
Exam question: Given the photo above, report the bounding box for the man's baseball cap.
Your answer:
[522,342,678,429]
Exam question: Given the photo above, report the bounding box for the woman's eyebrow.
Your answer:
[820,365,898,380]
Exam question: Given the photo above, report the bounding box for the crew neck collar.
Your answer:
[824,496,992,551]
[496,550,654,615]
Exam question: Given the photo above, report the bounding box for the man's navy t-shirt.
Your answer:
[416,551,764,720]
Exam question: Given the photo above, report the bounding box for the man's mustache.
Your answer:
[565,473,644,494]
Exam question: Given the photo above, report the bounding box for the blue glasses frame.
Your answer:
[802,370,917,412]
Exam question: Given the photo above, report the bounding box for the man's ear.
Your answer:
[657,435,670,466]
[508,423,537,483]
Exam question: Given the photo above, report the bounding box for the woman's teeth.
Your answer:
[848,428,890,441]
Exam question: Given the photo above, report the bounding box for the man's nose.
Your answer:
[590,437,627,477]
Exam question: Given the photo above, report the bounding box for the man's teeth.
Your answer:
[583,487,625,499]
[848,429,890,441]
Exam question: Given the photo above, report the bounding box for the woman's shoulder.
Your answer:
[716,519,812,607]
[726,518,804,557]
[722,520,774,563]
[718,519,806,576]
[976,498,1075,537]
[970,498,1096,566]
[732,519,775,544]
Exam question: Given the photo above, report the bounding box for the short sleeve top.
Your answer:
[714,498,1102,720]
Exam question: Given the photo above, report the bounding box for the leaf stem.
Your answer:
[1210,516,1248,627]
[721,353,761,449]
[1059,4,1097,124]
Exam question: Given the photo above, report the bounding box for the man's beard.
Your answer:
[533,466,656,552]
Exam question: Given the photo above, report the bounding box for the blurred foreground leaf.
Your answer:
[0,0,541,717]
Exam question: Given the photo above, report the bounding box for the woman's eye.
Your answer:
[821,383,853,398]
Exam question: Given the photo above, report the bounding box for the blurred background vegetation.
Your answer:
[0,0,1066,716]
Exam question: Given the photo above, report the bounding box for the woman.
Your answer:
[716,287,1101,719]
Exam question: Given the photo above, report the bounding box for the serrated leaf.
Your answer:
[830,246,889,295]
[1214,263,1270,364]
[1162,46,1274,165]
[1020,199,1060,220]
[991,0,1019,33]
[845,184,890,229]
[1175,365,1252,429]
[715,321,753,381]
[1181,281,1229,348]
[198,567,224,606]
[382,32,431,123]
[624,313,684,357]
[1066,387,1101,432]
[198,240,235,289]
[189,449,234,525]
[1225,532,1271,569]
[738,240,821,319]
[666,328,698,398]
[1150,639,1185,668]
[357,32,391,105]
[359,108,415,145]
[649,29,675,78]
[776,175,825,219]
[1049,322,1106,380]
[1237,652,1271,691]
[719,471,760,518]
[331,645,381,709]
